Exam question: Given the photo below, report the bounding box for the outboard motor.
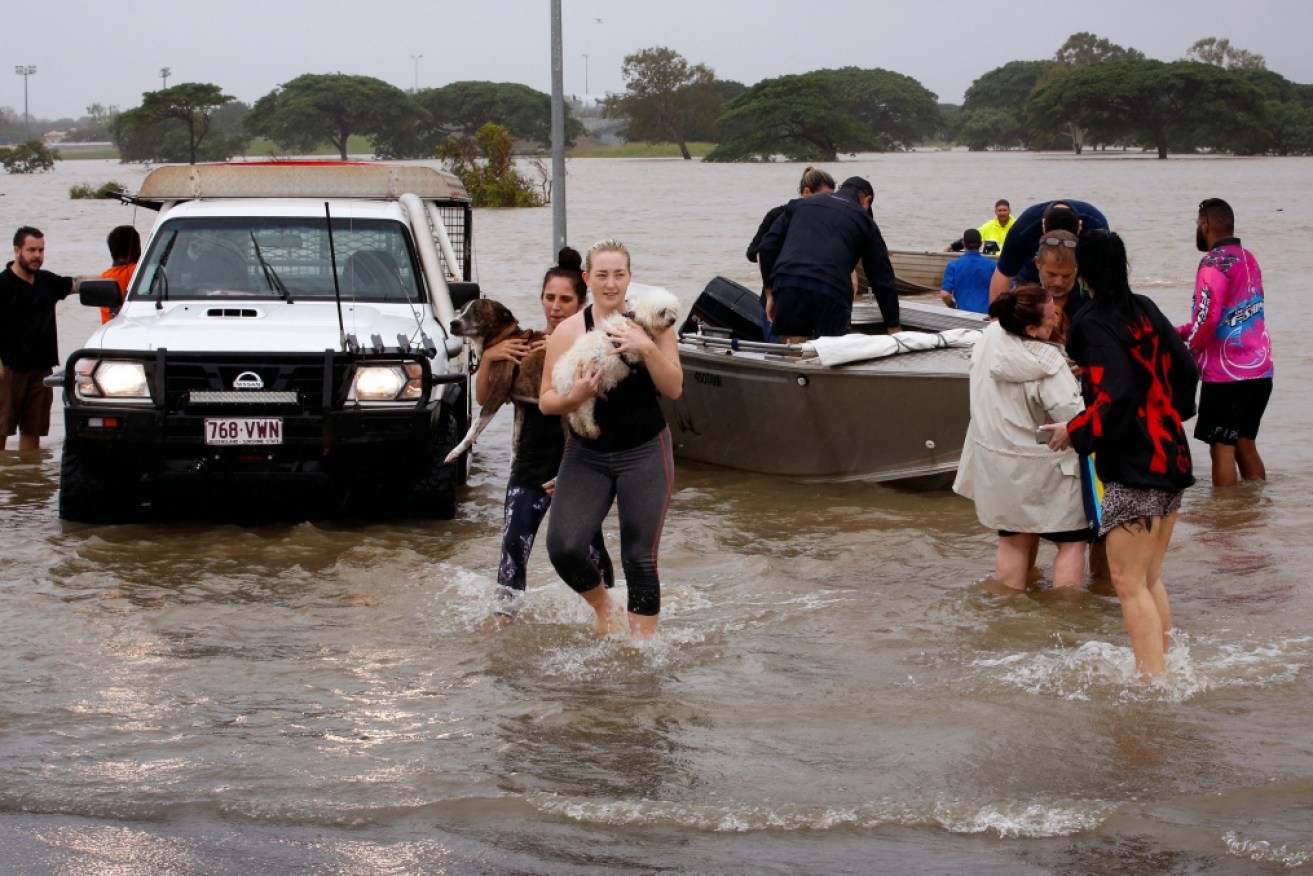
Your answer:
[679,276,766,342]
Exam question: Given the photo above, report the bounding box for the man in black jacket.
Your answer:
[757,176,899,343]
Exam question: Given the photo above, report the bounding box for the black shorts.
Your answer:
[1194,378,1272,445]
[770,287,851,338]
[997,528,1092,544]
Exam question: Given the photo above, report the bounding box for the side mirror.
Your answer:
[448,281,480,311]
[78,278,122,308]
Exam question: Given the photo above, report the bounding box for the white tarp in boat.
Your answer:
[806,328,982,367]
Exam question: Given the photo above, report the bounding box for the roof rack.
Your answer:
[133,162,469,205]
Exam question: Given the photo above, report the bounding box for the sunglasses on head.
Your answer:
[1041,236,1078,249]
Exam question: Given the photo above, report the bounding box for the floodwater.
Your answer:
[0,152,1310,874]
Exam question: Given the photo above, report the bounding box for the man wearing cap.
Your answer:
[939,228,994,314]
[757,176,899,343]
[988,199,1109,303]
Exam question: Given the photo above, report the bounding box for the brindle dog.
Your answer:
[444,298,547,463]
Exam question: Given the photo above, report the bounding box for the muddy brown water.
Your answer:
[0,153,1309,873]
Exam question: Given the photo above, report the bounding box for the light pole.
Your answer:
[582,54,589,94]
[14,65,35,139]
[411,55,422,93]
[550,0,566,255]
[160,67,171,89]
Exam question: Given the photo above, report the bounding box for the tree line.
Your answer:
[101,76,585,166]
[19,31,1309,170]
[627,33,1312,160]
[956,34,1311,158]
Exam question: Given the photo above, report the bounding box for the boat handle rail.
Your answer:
[676,331,819,357]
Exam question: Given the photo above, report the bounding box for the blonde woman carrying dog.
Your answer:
[482,247,614,622]
[539,239,683,641]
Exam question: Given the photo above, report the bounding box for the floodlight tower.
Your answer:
[14,65,36,138]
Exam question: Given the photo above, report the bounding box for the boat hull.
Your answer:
[660,344,971,483]
[888,249,996,294]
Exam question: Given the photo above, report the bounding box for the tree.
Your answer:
[413,81,584,152]
[705,73,875,162]
[1204,68,1313,155]
[957,60,1055,149]
[814,67,940,149]
[438,122,544,207]
[1027,59,1265,158]
[605,46,719,159]
[1187,37,1266,70]
[681,79,748,141]
[1054,32,1145,66]
[1043,34,1146,153]
[111,83,243,164]
[63,103,119,142]
[2,140,58,174]
[246,73,427,160]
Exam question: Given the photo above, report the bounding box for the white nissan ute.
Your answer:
[61,162,477,522]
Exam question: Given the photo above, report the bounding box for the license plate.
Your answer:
[204,417,283,445]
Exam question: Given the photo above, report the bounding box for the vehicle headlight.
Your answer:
[74,359,151,402]
[350,363,424,402]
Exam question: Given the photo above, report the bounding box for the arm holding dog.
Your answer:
[476,336,542,405]
[538,312,598,415]
[606,319,682,400]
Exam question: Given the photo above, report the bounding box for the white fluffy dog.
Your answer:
[552,285,681,440]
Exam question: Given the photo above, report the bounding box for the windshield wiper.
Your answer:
[250,231,292,303]
[150,230,178,309]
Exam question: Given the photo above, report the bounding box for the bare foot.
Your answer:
[480,612,514,631]
[579,585,618,635]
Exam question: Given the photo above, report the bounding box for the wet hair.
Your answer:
[542,246,588,301]
[1198,197,1235,234]
[13,226,42,247]
[107,225,141,262]
[1076,230,1133,311]
[989,284,1051,338]
[798,166,835,195]
[995,199,1010,209]
[1041,202,1080,235]
[1036,229,1077,266]
[585,238,630,273]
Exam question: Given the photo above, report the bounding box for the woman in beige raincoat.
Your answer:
[953,285,1087,590]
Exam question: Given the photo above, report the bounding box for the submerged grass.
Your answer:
[566,141,716,159]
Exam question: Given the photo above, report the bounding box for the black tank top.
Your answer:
[509,399,566,488]
[575,305,667,452]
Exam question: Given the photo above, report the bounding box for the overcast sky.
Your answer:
[11,0,1312,122]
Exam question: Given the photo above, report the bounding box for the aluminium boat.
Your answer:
[887,248,997,294]
[660,277,987,485]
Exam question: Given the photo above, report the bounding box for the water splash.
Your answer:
[530,791,1116,838]
[1223,830,1313,868]
[970,633,1312,703]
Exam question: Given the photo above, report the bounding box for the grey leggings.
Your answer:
[546,429,673,616]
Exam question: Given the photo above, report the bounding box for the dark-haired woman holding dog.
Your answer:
[483,247,614,622]
[539,239,683,641]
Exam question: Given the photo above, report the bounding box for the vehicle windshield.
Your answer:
[132,217,425,303]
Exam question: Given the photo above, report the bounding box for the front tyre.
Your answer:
[410,407,461,519]
[59,447,141,523]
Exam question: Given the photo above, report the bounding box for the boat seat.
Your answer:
[341,250,406,298]
[190,243,252,293]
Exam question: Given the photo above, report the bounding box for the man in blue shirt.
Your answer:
[940,228,994,314]
[988,199,1108,302]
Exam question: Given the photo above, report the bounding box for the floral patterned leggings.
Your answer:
[499,484,613,594]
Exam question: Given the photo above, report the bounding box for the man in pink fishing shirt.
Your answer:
[1180,198,1274,486]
